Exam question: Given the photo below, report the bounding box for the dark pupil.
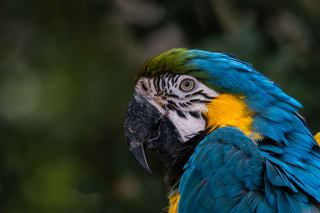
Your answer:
[184,81,190,88]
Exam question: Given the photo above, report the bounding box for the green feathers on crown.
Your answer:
[137,48,206,81]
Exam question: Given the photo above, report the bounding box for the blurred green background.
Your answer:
[0,0,319,212]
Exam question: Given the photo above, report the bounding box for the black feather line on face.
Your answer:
[167,94,179,99]
[183,103,189,107]
[141,82,148,92]
[185,90,215,101]
[189,99,201,103]
[173,75,180,85]
[198,100,212,104]
[169,74,175,84]
[179,103,188,108]
[185,90,204,98]
[162,78,166,90]
[155,76,161,93]
[189,111,200,118]
[199,92,216,100]
[176,110,186,118]
[165,128,211,188]
[167,100,178,108]
[166,104,176,111]
[188,98,212,104]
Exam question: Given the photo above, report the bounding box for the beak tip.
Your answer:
[143,164,153,176]
[145,164,153,176]
[128,142,153,176]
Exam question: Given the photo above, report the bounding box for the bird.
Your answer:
[124,48,320,213]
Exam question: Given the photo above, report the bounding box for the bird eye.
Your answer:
[180,79,195,92]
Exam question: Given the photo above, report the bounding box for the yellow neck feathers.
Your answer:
[168,192,180,213]
[315,133,320,146]
[204,94,261,140]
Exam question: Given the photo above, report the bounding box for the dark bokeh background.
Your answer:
[0,0,319,212]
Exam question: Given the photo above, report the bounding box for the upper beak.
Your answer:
[124,92,162,175]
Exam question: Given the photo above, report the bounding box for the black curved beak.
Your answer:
[124,92,182,175]
[124,93,160,175]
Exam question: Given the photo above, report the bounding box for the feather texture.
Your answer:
[178,127,320,213]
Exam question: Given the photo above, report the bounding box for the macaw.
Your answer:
[124,48,320,213]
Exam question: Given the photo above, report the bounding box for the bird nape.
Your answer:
[124,48,320,213]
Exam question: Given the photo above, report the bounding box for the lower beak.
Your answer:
[124,92,162,175]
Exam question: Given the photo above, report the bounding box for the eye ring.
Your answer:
[180,78,195,92]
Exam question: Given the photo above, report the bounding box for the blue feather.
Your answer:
[178,127,320,213]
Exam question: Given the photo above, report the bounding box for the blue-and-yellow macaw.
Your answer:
[124,48,320,213]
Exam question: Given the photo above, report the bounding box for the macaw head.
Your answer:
[124,48,302,184]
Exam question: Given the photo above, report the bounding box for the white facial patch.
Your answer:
[136,75,220,142]
[167,110,206,141]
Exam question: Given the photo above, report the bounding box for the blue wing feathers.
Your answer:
[178,127,320,213]
[259,144,284,154]
[265,161,298,192]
